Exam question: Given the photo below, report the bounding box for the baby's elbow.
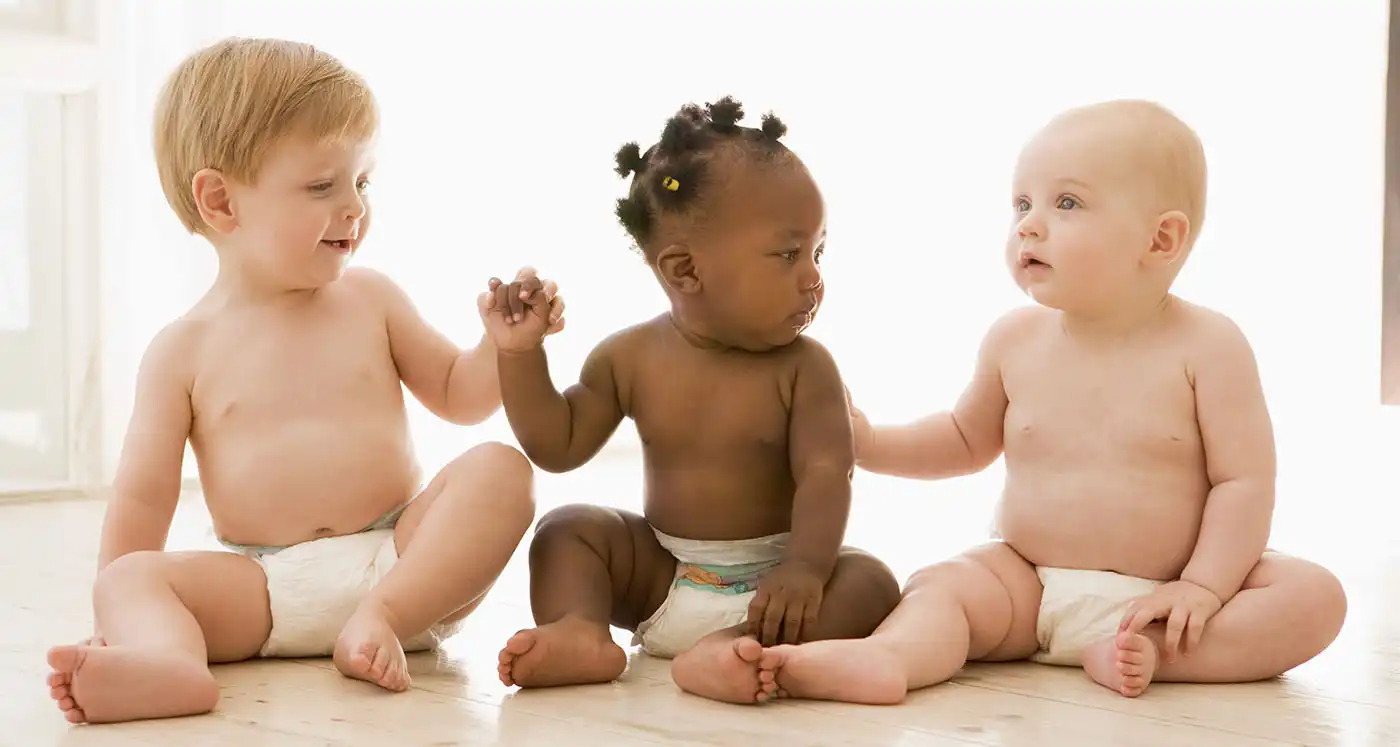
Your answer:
[521,446,579,474]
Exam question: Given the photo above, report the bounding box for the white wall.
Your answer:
[97,0,1390,525]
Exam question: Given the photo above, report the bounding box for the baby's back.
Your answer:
[997,301,1218,579]
[181,272,420,547]
[616,317,809,542]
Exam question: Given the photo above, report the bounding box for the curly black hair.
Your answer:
[613,96,791,255]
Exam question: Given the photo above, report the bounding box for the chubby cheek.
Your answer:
[358,199,373,248]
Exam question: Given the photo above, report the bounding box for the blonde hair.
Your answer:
[1055,100,1209,250]
[153,37,379,235]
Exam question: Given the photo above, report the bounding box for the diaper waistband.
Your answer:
[219,500,411,558]
[651,527,789,566]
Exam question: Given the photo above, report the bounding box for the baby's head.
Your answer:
[614,97,826,351]
[1008,99,1207,313]
[154,37,378,291]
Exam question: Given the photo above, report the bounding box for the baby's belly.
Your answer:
[642,454,796,542]
[996,464,1208,581]
[196,415,421,547]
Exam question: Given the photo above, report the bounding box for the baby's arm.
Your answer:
[1179,313,1277,603]
[784,339,855,580]
[496,332,627,473]
[99,324,193,571]
[353,268,501,426]
[857,308,1032,479]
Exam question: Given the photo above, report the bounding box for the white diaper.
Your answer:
[633,528,789,659]
[1030,567,1162,666]
[234,529,461,658]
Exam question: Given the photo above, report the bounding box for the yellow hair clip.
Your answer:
[662,176,680,192]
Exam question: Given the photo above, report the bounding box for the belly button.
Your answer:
[313,527,335,538]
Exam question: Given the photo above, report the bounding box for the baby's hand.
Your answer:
[747,562,825,646]
[1119,580,1223,662]
[478,267,565,353]
[846,387,873,459]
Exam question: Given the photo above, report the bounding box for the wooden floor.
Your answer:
[2,456,1397,747]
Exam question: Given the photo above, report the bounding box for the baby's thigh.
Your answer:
[530,504,677,630]
[905,541,1042,662]
[807,547,902,640]
[95,550,271,662]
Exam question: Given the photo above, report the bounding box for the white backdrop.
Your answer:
[95,1,1390,564]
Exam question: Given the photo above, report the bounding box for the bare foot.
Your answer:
[496,615,627,688]
[334,603,411,692]
[46,644,219,724]
[670,636,776,705]
[758,640,906,705]
[1083,631,1159,697]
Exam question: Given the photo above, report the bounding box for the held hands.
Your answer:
[746,561,825,646]
[1119,580,1224,662]
[478,267,566,353]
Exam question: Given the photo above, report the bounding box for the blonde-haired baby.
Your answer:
[44,37,561,724]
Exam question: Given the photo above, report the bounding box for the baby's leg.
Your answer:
[1084,553,1346,695]
[672,548,901,705]
[760,541,1043,704]
[46,550,271,724]
[497,503,676,688]
[335,442,534,691]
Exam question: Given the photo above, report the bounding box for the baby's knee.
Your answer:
[529,504,615,555]
[457,442,534,490]
[454,442,535,512]
[93,551,168,601]
[1292,560,1348,641]
[835,549,902,610]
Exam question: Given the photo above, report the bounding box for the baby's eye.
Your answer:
[357,178,372,193]
[1057,196,1080,210]
[813,247,825,265]
[1014,197,1031,213]
[309,181,334,194]
[780,249,800,263]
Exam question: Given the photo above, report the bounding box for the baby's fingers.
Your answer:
[782,602,806,645]
[761,596,787,646]
[1185,608,1208,656]
[518,274,544,302]
[746,589,771,637]
[1119,599,1161,635]
[503,282,526,320]
[1163,607,1188,663]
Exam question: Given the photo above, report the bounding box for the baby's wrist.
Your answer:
[1179,576,1225,605]
[496,340,546,358]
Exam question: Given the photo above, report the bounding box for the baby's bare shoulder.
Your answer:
[332,267,396,312]
[992,304,1057,339]
[1172,300,1255,356]
[983,304,1058,360]
[133,313,210,395]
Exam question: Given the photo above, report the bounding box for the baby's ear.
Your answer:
[192,168,237,234]
[656,244,700,293]
[1148,210,1190,265]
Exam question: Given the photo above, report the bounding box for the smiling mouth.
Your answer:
[321,239,353,252]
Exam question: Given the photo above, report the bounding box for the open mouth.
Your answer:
[1022,257,1049,269]
[321,239,353,252]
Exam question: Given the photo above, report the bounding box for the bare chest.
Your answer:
[628,352,794,457]
[191,307,401,427]
[1001,346,1202,463]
